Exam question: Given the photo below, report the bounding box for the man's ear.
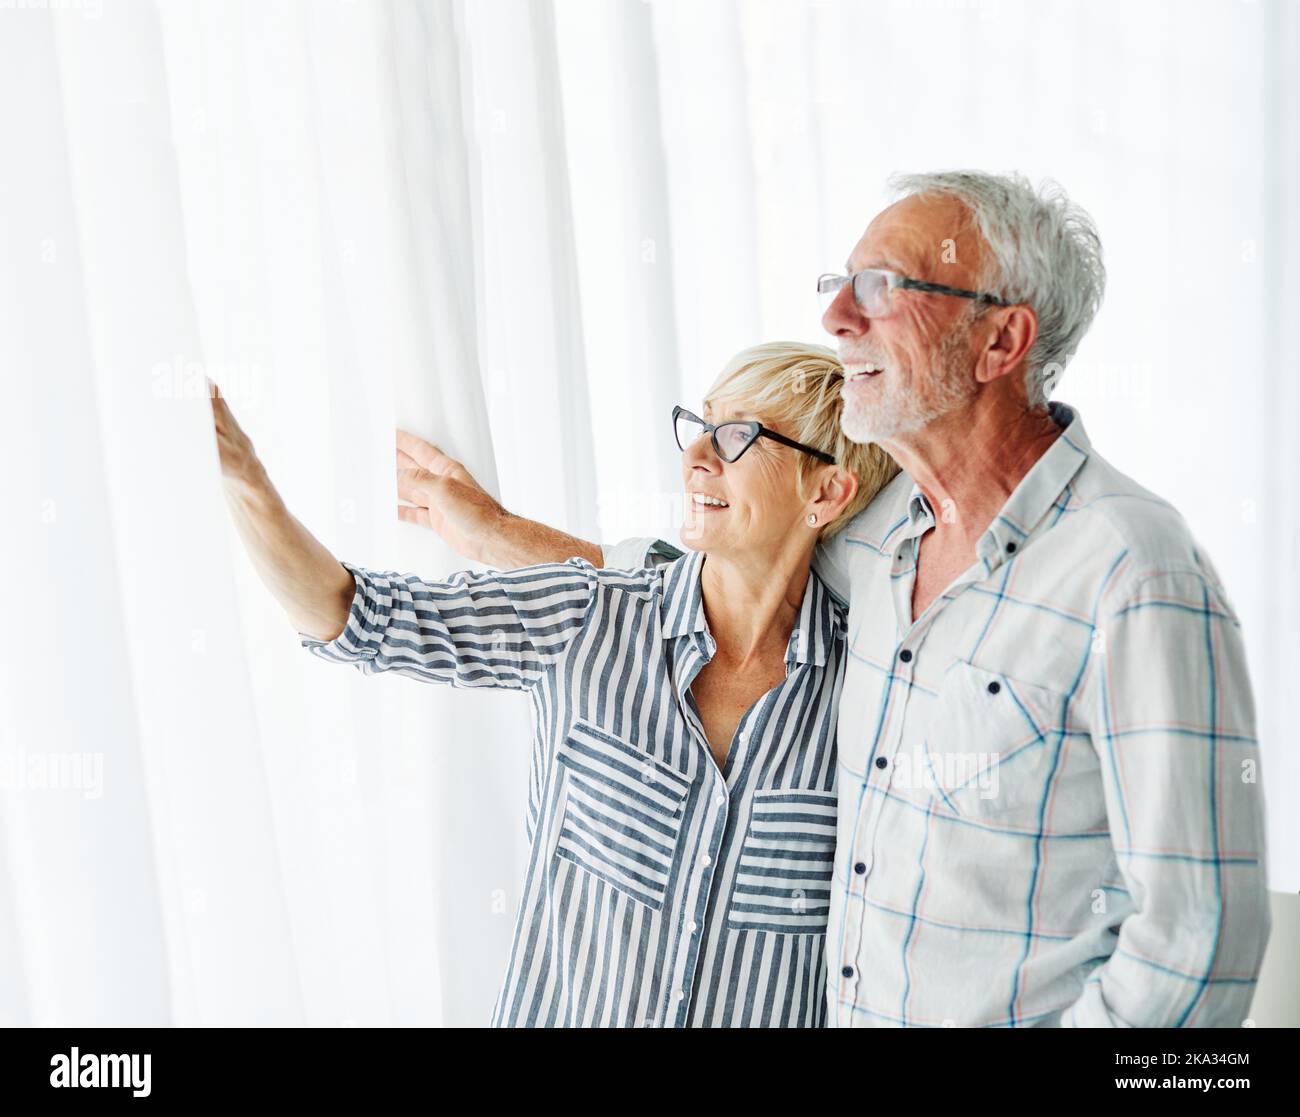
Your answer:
[976,304,1038,387]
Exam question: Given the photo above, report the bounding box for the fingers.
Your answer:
[208,379,233,431]
[397,504,432,529]
[395,429,458,476]
[395,430,487,494]
[395,466,439,505]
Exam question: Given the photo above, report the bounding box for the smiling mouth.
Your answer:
[843,362,886,382]
[689,493,729,509]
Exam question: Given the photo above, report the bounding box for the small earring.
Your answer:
[806,513,818,527]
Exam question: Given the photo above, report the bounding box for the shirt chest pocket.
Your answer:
[921,659,1067,820]
[554,719,692,912]
[726,788,838,935]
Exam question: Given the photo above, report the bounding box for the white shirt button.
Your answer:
[714,794,725,807]
[673,989,685,1001]
[699,854,711,868]
[688,921,698,934]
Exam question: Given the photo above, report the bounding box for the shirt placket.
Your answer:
[840,508,957,1021]
[838,521,1008,1024]
[665,631,731,1027]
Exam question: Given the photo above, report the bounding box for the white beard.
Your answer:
[839,328,976,446]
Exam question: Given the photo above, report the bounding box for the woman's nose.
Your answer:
[682,432,719,472]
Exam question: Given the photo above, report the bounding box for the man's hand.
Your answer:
[396,430,508,563]
[394,429,603,569]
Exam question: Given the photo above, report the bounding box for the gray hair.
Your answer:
[887,170,1106,408]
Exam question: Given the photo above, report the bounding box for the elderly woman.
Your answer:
[211,341,896,1027]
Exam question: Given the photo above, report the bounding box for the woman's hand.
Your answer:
[208,378,267,492]
[208,380,354,641]
[395,430,508,563]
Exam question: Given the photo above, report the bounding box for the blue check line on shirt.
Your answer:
[837,994,1072,1028]
[1069,490,1179,514]
[1010,705,1065,1025]
[845,646,940,696]
[1115,946,1257,986]
[1094,549,1136,848]
[832,637,915,1005]
[1112,848,1258,865]
[852,891,1078,941]
[1005,573,1087,1026]
[994,512,1031,538]
[1003,678,1050,748]
[899,797,934,1024]
[1047,483,1075,524]
[834,769,1114,839]
[1108,726,1256,745]
[963,584,1094,627]
[843,514,910,556]
[1111,597,1240,625]
[1179,575,1225,1027]
[966,559,1013,662]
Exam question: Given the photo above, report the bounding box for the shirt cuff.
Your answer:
[298,561,391,662]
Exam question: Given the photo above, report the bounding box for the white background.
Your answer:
[0,0,1295,1026]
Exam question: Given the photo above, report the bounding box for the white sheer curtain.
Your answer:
[1,0,1295,1029]
[0,0,535,1026]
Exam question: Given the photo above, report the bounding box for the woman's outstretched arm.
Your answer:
[210,381,354,641]
[210,382,600,689]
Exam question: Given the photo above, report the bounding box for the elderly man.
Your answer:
[396,171,1270,1027]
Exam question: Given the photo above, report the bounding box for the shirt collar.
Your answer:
[905,401,1091,572]
[658,548,842,668]
[660,549,710,640]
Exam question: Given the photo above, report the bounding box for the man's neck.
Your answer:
[884,399,1063,549]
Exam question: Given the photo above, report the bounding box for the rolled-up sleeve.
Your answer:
[599,536,682,571]
[1064,567,1271,1027]
[300,558,600,692]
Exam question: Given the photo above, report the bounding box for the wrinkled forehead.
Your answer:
[701,396,757,422]
[847,193,986,286]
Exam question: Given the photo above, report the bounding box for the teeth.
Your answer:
[691,493,729,508]
[845,362,884,376]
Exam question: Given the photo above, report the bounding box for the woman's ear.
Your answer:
[811,465,858,525]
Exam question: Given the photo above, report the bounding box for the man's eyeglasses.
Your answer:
[817,268,1010,319]
[672,405,835,465]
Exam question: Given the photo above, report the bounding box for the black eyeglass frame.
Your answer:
[672,405,836,465]
[817,268,1011,315]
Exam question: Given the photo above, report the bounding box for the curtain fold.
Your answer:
[0,11,177,1026]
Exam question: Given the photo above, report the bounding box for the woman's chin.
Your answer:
[680,517,724,550]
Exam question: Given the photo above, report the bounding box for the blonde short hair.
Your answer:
[705,341,900,540]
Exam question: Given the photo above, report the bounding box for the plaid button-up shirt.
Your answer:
[607,401,1271,1027]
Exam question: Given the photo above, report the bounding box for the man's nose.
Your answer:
[822,285,870,339]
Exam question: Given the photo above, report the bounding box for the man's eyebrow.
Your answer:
[846,256,906,274]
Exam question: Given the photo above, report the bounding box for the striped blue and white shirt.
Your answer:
[607,402,1272,1027]
[302,548,846,1027]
